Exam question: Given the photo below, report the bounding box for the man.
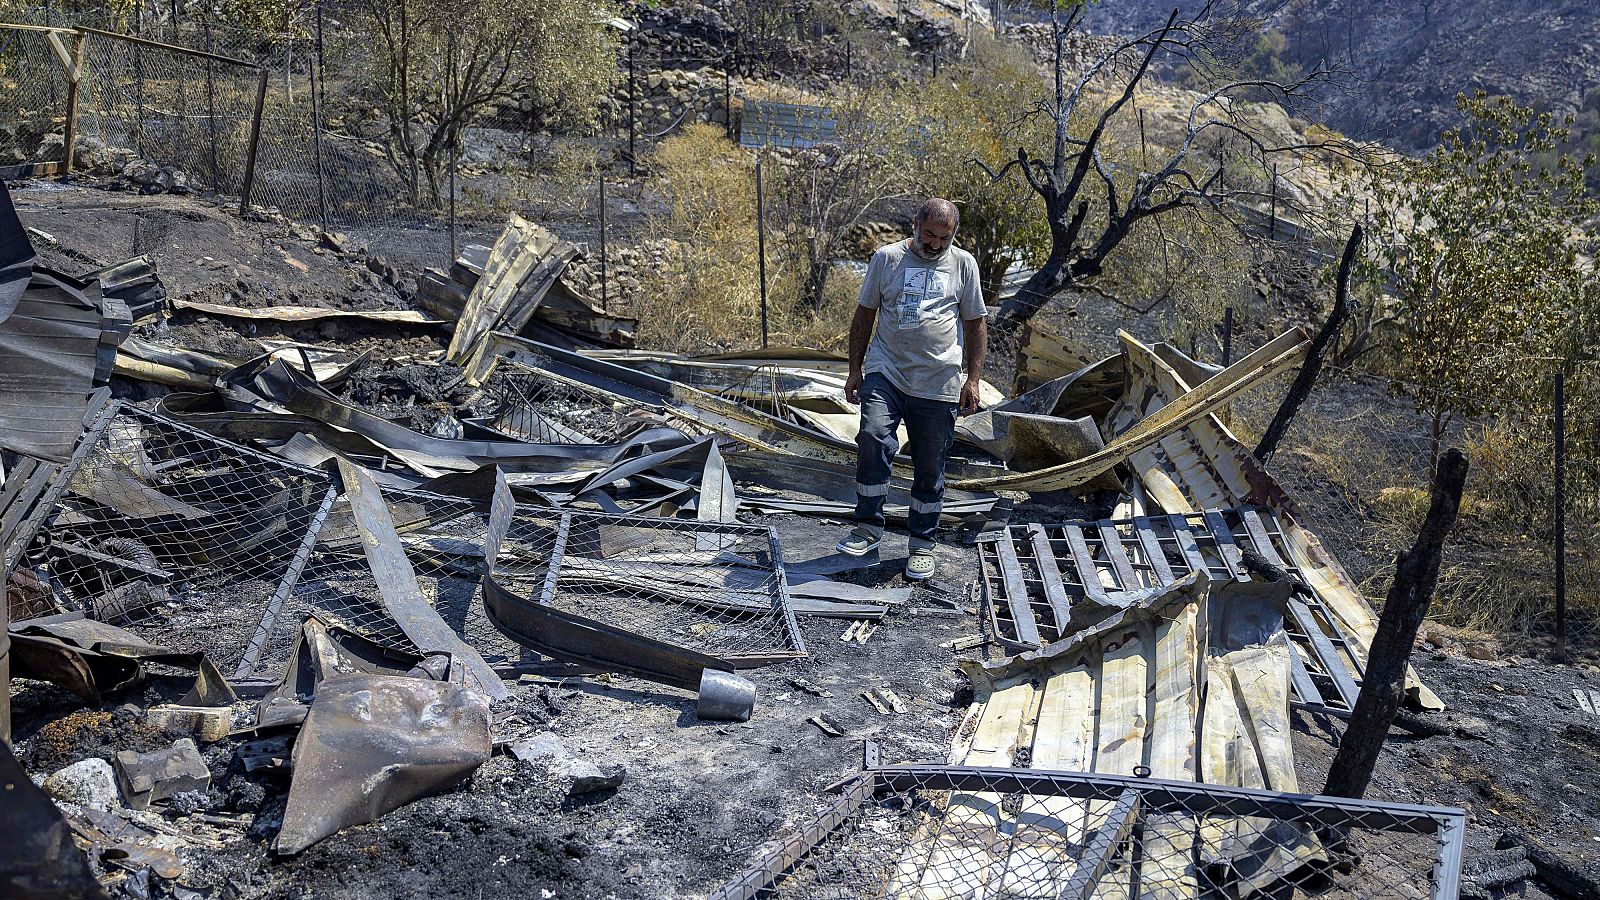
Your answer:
[837,197,987,581]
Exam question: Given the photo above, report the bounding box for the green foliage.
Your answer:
[913,34,1051,304]
[356,0,619,208]
[1357,91,1600,457]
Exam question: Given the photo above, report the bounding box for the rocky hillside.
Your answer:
[1074,0,1600,152]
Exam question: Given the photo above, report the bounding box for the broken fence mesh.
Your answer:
[484,361,696,444]
[490,510,804,665]
[717,767,1463,900]
[22,404,334,674]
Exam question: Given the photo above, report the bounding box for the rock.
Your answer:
[1466,643,1497,661]
[43,758,121,812]
[125,162,162,187]
[511,732,626,795]
[115,738,212,810]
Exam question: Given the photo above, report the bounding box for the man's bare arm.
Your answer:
[959,315,988,415]
[845,304,877,403]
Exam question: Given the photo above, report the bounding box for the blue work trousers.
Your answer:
[853,372,958,548]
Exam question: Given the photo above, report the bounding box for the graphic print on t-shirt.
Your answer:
[890,267,946,330]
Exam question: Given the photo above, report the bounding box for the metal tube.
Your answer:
[310,5,328,230]
[238,67,269,215]
[598,174,608,312]
[722,55,731,139]
[448,32,457,260]
[204,22,218,191]
[1555,371,1566,656]
[1269,163,1279,237]
[755,158,768,348]
[1222,306,1233,366]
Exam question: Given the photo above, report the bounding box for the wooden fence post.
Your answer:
[238,66,268,215]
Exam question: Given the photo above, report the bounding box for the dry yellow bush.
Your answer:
[635,124,858,354]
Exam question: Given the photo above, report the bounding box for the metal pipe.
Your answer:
[238,67,269,215]
[310,2,328,230]
[1555,371,1566,656]
[598,174,608,312]
[755,158,768,348]
[626,38,636,176]
[204,21,218,191]
[1222,306,1233,366]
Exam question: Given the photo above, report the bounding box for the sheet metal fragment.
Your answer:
[275,671,491,855]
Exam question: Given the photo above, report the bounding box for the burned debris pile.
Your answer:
[1,187,1475,900]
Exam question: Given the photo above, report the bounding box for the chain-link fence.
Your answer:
[19,404,336,675]
[0,24,71,167]
[1232,360,1600,647]
[715,766,1466,899]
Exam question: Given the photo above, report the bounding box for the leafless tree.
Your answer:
[987,1,1344,341]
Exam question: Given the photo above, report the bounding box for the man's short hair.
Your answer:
[914,197,959,230]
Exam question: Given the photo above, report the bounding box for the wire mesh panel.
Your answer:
[21,405,334,673]
[715,767,1465,900]
[0,25,71,166]
[491,510,804,664]
[264,488,551,678]
[74,29,263,195]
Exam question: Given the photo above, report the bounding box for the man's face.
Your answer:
[913,216,955,257]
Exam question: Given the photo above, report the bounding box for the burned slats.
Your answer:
[1063,525,1112,605]
[1096,521,1138,590]
[1026,523,1073,637]
[1132,515,1174,587]
[995,534,1042,647]
[982,507,1366,715]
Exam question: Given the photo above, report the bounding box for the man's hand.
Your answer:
[846,369,864,405]
[959,378,981,416]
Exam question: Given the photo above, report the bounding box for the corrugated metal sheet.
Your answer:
[738,100,837,149]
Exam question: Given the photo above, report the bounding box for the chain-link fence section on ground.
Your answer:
[714,766,1465,899]
[19,404,337,676]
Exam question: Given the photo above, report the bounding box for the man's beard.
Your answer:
[909,235,949,261]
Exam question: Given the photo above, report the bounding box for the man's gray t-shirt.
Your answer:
[858,240,987,402]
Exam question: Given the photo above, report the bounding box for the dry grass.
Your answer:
[633,124,859,354]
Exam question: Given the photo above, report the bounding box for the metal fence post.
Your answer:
[1222,306,1233,366]
[1555,371,1567,657]
[598,173,608,313]
[61,30,87,176]
[238,66,268,215]
[722,55,732,140]
[626,38,636,176]
[203,21,218,191]
[447,32,457,261]
[1269,163,1279,238]
[311,1,327,228]
[755,157,769,349]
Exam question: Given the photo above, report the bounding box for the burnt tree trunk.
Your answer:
[1323,447,1468,800]
[1255,224,1361,463]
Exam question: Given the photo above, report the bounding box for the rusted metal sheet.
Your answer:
[948,328,1310,492]
[447,214,579,366]
[335,458,508,700]
[470,334,1006,482]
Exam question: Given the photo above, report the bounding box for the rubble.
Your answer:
[113,738,210,810]
[0,164,1491,898]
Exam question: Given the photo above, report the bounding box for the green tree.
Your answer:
[914,34,1051,305]
[1358,92,1600,465]
[358,0,618,208]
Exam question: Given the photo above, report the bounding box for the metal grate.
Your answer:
[491,510,805,664]
[22,404,335,673]
[979,507,1367,717]
[714,766,1466,900]
[265,487,549,677]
